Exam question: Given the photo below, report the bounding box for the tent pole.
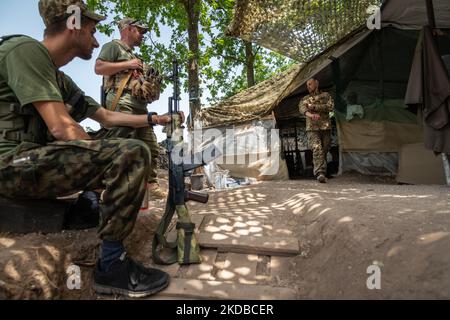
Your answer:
[443,153,450,187]
[426,0,437,29]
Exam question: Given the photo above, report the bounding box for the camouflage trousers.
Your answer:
[105,100,159,185]
[0,139,150,241]
[307,130,331,176]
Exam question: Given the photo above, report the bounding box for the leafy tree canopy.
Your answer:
[87,0,293,106]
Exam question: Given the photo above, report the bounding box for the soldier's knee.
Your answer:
[123,139,151,166]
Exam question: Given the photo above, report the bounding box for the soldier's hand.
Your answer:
[156,114,172,125]
[306,111,320,121]
[178,111,186,124]
[128,59,143,70]
[156,112,186,126]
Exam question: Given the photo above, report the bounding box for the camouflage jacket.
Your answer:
[101,40,138,92]
[299,91,334,131]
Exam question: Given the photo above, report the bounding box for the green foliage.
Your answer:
[89,0,293,106]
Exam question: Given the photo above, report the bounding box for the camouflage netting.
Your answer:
[226,0,381,63]
[197,64,302,129]
[198,41,347,128]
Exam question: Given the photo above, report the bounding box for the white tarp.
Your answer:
[194,119,289,181]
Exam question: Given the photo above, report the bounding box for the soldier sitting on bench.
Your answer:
[0,0,182,298]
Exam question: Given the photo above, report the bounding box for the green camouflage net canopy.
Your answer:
[198,64,302,128]
[227,0,382,63]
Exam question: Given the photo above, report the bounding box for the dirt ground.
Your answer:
[1,173,449,300]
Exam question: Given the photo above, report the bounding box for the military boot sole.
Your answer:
[93,278,170,298]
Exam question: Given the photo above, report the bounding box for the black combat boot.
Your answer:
[93,253,170,298]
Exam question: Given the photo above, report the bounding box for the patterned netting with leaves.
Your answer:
[227,0,382,63]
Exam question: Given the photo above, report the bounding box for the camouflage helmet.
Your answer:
[38,0,106,27]
[117,18,149,33]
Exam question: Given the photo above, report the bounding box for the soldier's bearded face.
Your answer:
[132,27,144,46]
[74,20,100,60]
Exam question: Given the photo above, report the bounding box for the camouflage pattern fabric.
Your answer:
[307,130,331,176]
[200,0,381,128]
[103,40,161,104]
[226,0,381,63]
[38,0,105,27]
[117,18,148,32]
[176,205,201,265]
[0,138,149,241]
[102,103,159,184]
[103,40,137,93]
[299,91,334,131]
[129,68,162,104]
[198,64,302,128]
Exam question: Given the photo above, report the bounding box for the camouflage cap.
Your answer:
[117,18,149,32]
[38,0,106,27]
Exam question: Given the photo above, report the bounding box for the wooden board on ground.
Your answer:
[198,233,300,256]
[202,215,271,238]
[156,278,297,300]
[270,256,292,280]
[216,253,268,284]
[184,250,217,280]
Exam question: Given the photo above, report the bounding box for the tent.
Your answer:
[197,0,450,183]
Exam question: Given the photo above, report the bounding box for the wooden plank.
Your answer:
[203,215,270,237]
[198,233,300,256]
[156,278,297,300]
[184,250,217,280]
[270,256,292,280]
[216,253,268,284]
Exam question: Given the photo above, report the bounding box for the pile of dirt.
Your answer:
[0,229,98,299]
[0,211,163,300]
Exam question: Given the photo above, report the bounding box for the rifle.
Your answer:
[152,60,216,265]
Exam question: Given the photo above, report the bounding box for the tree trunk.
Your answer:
[182,0,201,128]
[244,41,255,87]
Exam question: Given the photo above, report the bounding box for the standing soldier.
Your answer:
[0,0,179,297]
[299,78,335,183]
[95,18,166,200]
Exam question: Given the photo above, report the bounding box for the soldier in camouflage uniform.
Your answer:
[0,0,181,298]
[95,18,166,200]
[299,78,335,183]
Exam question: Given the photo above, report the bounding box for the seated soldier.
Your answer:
[0,0,181,298]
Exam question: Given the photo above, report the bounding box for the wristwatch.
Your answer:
[148,112,158,126]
